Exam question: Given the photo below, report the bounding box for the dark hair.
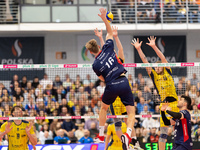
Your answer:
[181,95,192,109]
[11,106,22,114]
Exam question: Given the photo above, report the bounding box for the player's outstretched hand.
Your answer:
[5,122,13,134]
[98,8,107,21]
[26,122,33,133]
[112,26,118,37]
[161,102,170,111]
[33,145,36,150]
[131,38,143,50]
[94,28,103,38]
[146,36,156,47]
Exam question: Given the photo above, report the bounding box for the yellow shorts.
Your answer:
[160,101,179,127]
[109,97,126,115]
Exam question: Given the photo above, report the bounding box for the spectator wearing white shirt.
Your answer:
[40,73,53,89]
[96,81,105,97]
[140,105,150,121]
[142,112,159,130]
[75,125,84,140]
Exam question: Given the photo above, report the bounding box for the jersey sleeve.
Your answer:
[107,125,112,136]
[102,39,114,52]
[92,65,101,76]
[0,122,6,132]
[165,67,172,75]
[180,110,190,119]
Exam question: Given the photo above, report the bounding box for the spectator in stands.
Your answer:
[126,1,135,23]
[1,96,12,108]
[32,76,40,89]
[195,91,200,105]
[147,127,159,143]
[138,78,146,91]
[145,0,155,22]
[140,105,149,120]
[91,94,100,109]
[39,124,53,144]
[152,89,160,105]
[20,75,27,91]
[13,87,24,102]
[164,0,177,22]
[53,75,62,90]
[11,81,20,95]
[84,111,99,130]
[190,73,199,86]
[61,113,76,134]
[176,82,185,96]
[176,0,186,23]
[96,81,105,97]
[35,84,43,98]
[154,105,160,114]
[142,112,159,129]
[66,88,75,102]
[25,82,33,92]
[50,119,59,137]
[54,129,70,144]
[40,73,53,89]
[68,130,78,143]
[78,129,93,144]
[89,122,99,139]
[189,0,199,23]
[63,74,72,92]
[75,124,85,140]
[53,88,66,103]
[10,74,19,93]
[85,82,95,96]
[25,97,36,113]
[189,85,197,99]
[135,90,143,103]
[195,128,200,141]
[167,127,174,143]
[83,74,94,87]
[58,98,74,116]
[93,100,101,113]
[75,86,88,100]
[137,97,149,114]
[191,104,200,127]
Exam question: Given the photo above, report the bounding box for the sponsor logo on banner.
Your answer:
[81,46,95,61]
[181,63,194,66]
[123,63,137,67]
[142,115,152,118]
[36,117,45,120]
[64,64,78,68]
[3,65,18,68]
[0,117,9,120]
[71,116,81,119]
[107,115,117,118]
[82,64,92,68]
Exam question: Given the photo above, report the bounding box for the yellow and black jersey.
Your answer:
[107,122,127,149]
[149,68,178,102]
[0,120,34,150]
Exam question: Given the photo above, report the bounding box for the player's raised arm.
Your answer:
[146,36,170,69]
[112,26,124,61]
[131,38,152,75]
[98,8,113,40]
[26,122,37,145]
[94,28,105,48]
[0,122,12,138]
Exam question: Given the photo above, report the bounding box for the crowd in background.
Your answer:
[1,0,200,24]
[0,72,200,145]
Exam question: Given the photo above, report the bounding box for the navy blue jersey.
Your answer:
[92,39,127,84]
[173,110,192,150]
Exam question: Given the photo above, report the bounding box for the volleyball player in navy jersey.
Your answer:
[161,95,192,150]
[85,8,135,150]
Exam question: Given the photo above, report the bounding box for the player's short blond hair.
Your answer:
[85,39,99,53]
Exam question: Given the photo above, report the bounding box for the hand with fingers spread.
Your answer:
[98,8,107,21]
[161,102,170,111]
[5,122,13,134]
[112,26,118,38]
[146,36,157,47]
[131,38,143,50]
[25,122,33,134]
[94,28,103,38]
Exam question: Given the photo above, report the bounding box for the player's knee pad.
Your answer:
[159,127,168,142]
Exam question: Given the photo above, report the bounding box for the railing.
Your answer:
[1,0,200,24]
[110,1,200,24]
[0,0,19,24]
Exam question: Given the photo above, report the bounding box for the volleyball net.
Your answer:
[0,62,199,121]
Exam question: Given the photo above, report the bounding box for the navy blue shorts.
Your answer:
[102,76,134,106]
[172,144,192,150]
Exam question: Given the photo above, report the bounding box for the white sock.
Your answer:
[99,126,105,136]
[132,136,137,139]
[126,127,132,137]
